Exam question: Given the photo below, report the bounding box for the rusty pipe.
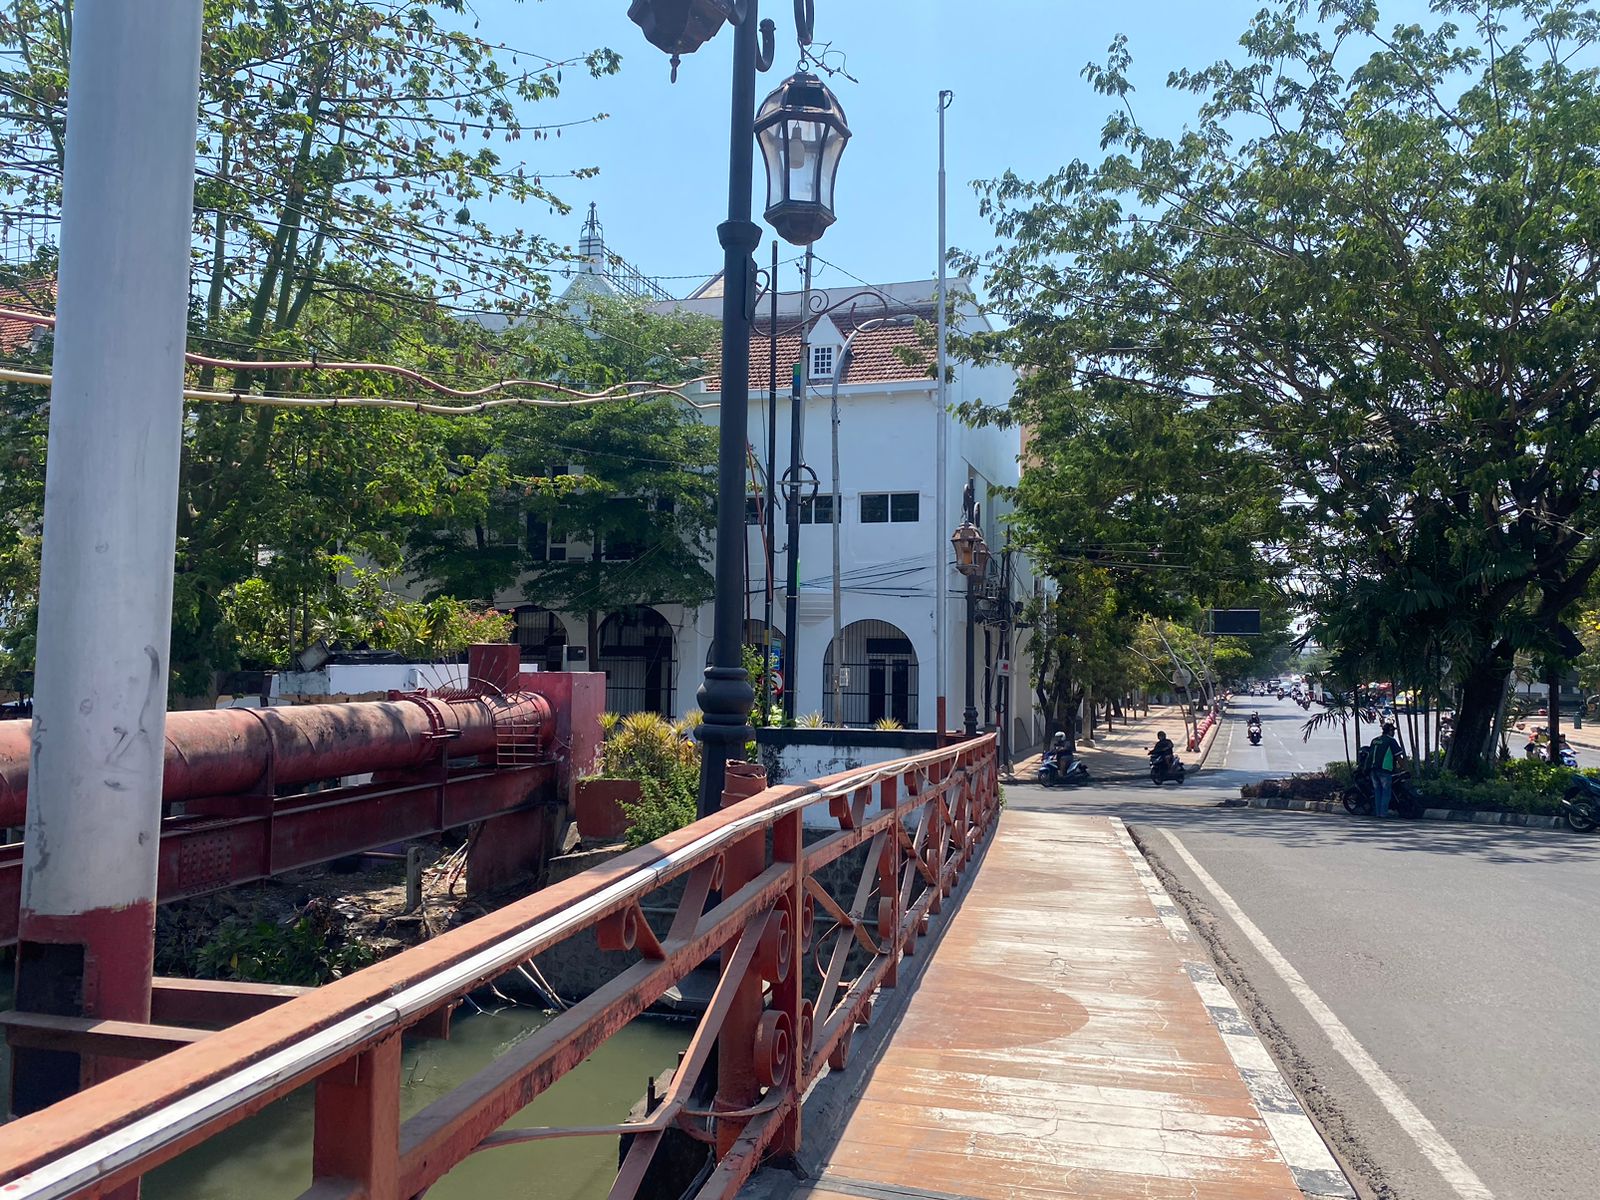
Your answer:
[0,691,552,828]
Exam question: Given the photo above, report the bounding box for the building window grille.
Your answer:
[860,492,919,524]
[797,494,835,524]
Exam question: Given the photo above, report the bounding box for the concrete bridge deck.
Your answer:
[767,812,1327,1200]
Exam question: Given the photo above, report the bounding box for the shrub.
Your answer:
[594,712,703,846]
[197,910,374,985]
[1498,757,1585,795]
[1323,760,1355,785]
[873,716,904,731]
[1410,766,1591,816]
[797,711,827,728]
[596,711,698,782]
[621,758,700,847]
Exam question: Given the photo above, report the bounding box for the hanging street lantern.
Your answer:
[950,520,983,577]
[755,70,851,245]
[627,0,735,62]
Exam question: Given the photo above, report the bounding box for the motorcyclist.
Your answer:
[1046,731,1071,766]
[1247,711,1262,729]
[1149,731,1175,765]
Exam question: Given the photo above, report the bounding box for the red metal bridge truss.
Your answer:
[0,735,999,1200]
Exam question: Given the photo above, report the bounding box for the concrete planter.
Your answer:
[573,777,639,843]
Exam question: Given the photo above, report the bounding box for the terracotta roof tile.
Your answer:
[0,279,56,357]
[703,309,936,393]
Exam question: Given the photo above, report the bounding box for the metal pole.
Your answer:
[763,239,778,717]
[935,90,953,729]
[964,577,978,737]
[695,3,761,818]
[827,318,906,728]
[782,249,814,722]
[999,537,1013,769]
[13,0,205,1116]
[831,345,848,727]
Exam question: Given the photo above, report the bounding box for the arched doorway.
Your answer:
[512,605,568,673]
[822,620,919,727]
[598,606,676,716]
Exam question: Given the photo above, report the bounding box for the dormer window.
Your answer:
[810,343,836,379]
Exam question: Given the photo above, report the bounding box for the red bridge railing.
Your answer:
[0,735,999,1200]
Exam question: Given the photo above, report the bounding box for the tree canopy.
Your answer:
[0,2,725,694]
[959,0,1600,772]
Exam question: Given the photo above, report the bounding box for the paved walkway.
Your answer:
[783,812,1315,1200]
[1012,704,1199,781]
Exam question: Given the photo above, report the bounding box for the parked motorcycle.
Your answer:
[1150,749,1187,785]
[1038,749,1092,788]
[1341,746,1422,818]
[1561,776,1600,833]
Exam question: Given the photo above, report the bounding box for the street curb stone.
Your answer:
[1244,795,1566,828]
[1110,821,1357,1200]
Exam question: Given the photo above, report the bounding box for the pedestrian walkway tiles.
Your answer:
[784,811,1347,1200]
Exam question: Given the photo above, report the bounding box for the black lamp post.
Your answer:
[628,0,849,818]
[950,482,989,738]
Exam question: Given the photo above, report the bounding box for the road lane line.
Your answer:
[1157,829,1497,1200]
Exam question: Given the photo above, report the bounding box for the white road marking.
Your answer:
[1158,829,1497,1200]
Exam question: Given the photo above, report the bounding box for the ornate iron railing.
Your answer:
[0,735,999,1200]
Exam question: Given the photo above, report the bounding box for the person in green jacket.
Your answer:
[1369,723,1405,818]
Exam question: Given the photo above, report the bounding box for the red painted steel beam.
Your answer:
[0,691,552,828]
[149,979,311,1030]
[0,738,998,1200]
[0,764,556,947]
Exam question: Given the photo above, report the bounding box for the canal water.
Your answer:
[2,991,690,1200]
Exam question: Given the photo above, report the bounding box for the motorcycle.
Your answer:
[1341,747,1422,818]
[1561,775,1599,832]
[1150,748,1187,785]
[1037,749,1091,788]
[1247,719,1263,746]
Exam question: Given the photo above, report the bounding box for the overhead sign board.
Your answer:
[1207,609,1262,637]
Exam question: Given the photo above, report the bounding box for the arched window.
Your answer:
[598,607,676,716]
[512,605,568,673]
[822,620,919,727]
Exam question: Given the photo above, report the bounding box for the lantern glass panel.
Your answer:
[757,119,789,212]
[815,124,845,215]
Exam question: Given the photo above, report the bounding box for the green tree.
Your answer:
[0,1,622,693]
[959,0,1600,775]
[404,296,720,661]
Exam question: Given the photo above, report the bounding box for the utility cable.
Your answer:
[0,363,712,415]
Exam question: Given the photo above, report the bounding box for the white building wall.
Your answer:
[445,278,1050,749]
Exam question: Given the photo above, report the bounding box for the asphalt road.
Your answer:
[1007,696,1600,1200]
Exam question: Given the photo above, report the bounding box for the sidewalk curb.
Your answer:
[1110,821,1356,1200]
[1241,795,1566,828]
[1194,715,1223,770]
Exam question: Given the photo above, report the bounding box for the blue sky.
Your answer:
[472,0,1448,297]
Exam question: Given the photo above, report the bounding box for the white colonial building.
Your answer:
[498,272,1047,752]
